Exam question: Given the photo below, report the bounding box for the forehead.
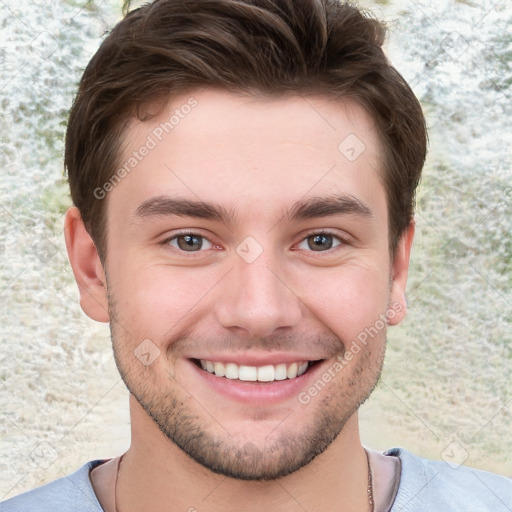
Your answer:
[111,89,386,225]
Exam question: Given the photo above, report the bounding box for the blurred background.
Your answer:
[1,0,511,500]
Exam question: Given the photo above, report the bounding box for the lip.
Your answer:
[184,357,327,405]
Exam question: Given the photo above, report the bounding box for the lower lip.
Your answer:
[186,359,325,405]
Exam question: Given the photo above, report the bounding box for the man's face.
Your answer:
[101,90,409,480]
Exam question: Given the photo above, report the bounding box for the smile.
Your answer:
[197,359,321,382]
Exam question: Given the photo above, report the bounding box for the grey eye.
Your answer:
[297,233,343,252]
[168,234,214,252]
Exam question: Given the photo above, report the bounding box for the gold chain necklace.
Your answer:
[114,450,374,512]
[365,448,375,512]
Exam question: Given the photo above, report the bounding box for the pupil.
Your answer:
[179,234,202,251]
[309,234,332,251]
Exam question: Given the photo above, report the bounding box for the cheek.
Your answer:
[109,252,391,350]
[294,263,390,342]
[110,262,225,343]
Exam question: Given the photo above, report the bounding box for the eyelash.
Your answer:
[161,230,217,254]
[161,229,348,255]
[295,230,347,253]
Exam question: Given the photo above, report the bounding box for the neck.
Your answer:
[116,396,371,512]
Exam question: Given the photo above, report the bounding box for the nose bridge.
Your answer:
[214,236,302,337]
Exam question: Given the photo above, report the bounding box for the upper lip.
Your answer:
[188,352,325,366]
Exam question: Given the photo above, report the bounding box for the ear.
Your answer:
[387,219,415,326]
[64,206,109,322]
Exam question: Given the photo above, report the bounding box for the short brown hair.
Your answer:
[65,0,427,262]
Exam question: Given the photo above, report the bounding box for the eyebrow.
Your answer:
[135,195,234,221]
[284,194,372,222]
[134,193,373,224]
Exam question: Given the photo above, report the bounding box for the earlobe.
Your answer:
[388,219,415,326]
[63,206,109,323]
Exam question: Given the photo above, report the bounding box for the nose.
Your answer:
[214,245,303,339]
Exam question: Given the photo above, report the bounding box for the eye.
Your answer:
[164,232,215,252]
[297,232,345,252]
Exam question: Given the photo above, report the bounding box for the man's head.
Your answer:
[65,0,427,263]
[64,0,426,481]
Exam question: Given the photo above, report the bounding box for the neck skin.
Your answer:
[92,395,386,512]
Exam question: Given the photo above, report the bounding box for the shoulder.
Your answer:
[386,447,512,512]
[0,460,106,512]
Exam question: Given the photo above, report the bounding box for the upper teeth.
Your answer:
[199,360,309,382]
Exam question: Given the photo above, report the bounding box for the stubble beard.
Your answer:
[107,293,386,481]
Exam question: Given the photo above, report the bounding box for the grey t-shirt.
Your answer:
[1,447,511,511]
